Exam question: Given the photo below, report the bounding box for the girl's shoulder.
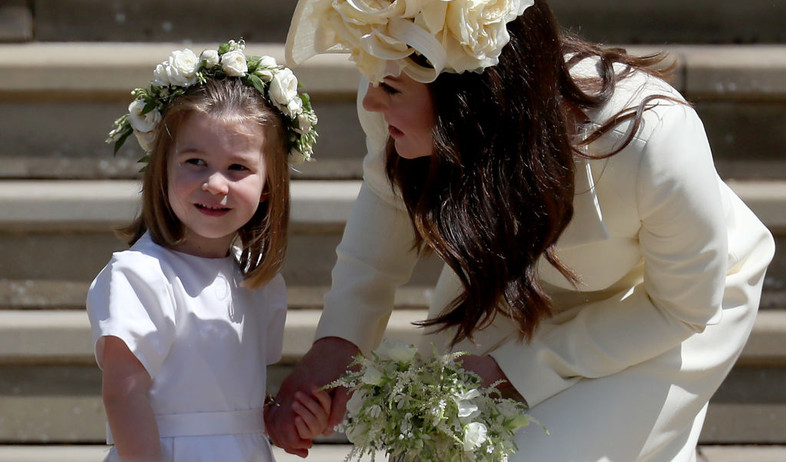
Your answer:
[106,234,170,273]
[92,233,174,292]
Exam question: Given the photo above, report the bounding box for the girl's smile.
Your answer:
[195,202,231,216]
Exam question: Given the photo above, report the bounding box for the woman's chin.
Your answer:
[395,143,432,159]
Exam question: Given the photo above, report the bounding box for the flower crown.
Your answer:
[286,0,535,84]
[108,40,318,164]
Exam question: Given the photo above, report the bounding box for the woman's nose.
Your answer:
[202,171,229,195]
[362,83,386,113]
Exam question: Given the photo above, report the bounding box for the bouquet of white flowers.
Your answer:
[325,339,540,462]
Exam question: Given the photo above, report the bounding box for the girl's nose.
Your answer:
[202,171,229,195]
[362,83,387,113]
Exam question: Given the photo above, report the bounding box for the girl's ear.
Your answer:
[260,183,271,203]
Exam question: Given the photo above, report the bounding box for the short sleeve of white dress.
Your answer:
[263,273,287,366]
[86,248,177,379]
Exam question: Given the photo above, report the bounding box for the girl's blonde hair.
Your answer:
[120,78,290,289]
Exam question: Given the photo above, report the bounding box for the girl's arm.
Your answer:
[101,336,161,462]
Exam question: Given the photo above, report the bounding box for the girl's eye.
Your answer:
[380,82,400,95]
[228,164,250,172]
[185,158,206,167]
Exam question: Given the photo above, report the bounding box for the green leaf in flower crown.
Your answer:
[246,74,267,96]
[113,127,134,155]
[300,92,312,109]
[218,43,230,55]
[142,99,157,114]
[246,55,261,72]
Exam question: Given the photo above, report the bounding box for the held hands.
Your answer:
[264,337,359,457]
[292,389,332,440]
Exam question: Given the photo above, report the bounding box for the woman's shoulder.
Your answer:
[571,55,687,130]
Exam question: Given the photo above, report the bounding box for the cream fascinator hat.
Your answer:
[285,0,535,84]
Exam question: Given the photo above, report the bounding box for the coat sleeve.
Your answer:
[490,102,730,407]
[86,252,177,379]
[314,82,421,353]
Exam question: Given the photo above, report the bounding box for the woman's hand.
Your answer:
[264,337,359,457]
[459,354,527,404]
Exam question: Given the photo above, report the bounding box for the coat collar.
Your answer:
[556,157,610,250]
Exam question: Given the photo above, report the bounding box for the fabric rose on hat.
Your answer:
[316,0,534,83]
[444,0,532,73]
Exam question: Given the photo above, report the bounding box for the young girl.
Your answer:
[87,40,327,462]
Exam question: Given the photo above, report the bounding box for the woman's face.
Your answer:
[362,73,435,159]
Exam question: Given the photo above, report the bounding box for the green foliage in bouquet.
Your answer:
[325,339,541,462]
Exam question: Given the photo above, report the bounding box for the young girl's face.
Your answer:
[167,112,269,258]
[362,72,434,159]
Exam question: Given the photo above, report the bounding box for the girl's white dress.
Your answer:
[87,233,286,462]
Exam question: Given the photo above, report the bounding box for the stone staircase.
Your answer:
[1,1,785,460]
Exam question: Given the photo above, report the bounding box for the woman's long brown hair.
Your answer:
[386,0,677,346]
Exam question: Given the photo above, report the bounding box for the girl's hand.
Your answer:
[292,389,332,439]
[264,337,359,457]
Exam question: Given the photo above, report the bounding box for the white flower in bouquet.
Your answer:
[463,422,488,451]
[325,339,542,462]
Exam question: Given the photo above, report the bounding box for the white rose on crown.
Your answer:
[127,99,161,133]
[269,69,300,109]
[254,55,279,82]
[108,40,317,163]
[286,97,303,117]
[221,50,248,76]
[133,129,157,152]
[152,49,200,87]
[295,112,317,134]
[200,49,220,68]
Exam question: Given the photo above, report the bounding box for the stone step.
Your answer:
[3,0,785,44]
[2,309,784,367]
[1,445,785,462]
[0,180,445,286]
[0,43,785,180]
[0,309,785,444]
[0,179,783,289]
